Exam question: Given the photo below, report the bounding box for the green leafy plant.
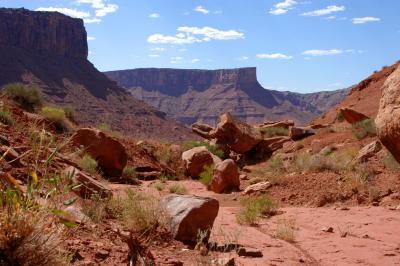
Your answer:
[236,194,278,225]
[123,166,137,178]
[5,83,42,112]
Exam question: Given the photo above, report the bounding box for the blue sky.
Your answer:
[2,0,400,93]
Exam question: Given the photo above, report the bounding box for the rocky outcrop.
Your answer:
[354,141,382,163]
[0,8,87,59]
[210,159,240,193]
[340,108,370,124]
[243,181,271,195]
[71,128,127,177]
[0,8,194,141]
[162,195,219,244]
[376,64,400,162]
[290,126,315,140]
[259,120,294,129]
[182,146,214,178]
[105,68,348,126]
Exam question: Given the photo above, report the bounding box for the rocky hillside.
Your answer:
[314,61,400,125]
[0,8,194,141]
[105,67,348,126]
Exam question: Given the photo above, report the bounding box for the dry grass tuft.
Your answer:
[236,194,278,225]
[276,218,296,243]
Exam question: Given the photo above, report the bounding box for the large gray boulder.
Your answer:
[162,195,219,244]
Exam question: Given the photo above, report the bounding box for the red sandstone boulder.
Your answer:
[182,146,214,178]
[289,126,315,140]
[340,108,369,124]
[376,64,400,162]
[209,113,263,154]
[71,128,127,177]
[210,159,240,193]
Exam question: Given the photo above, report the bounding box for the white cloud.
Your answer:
[302,49,343,56]
[149,13,160,18]
[150,47,165,52]
[269,8,288,15]
[84,18,101,23]
[352,17,380,24]
[87,36,95,41]
[194,5,209,14]
[256,53,293,59]
[237,56,249,60]
[75,0,118,17]
[301,5,345,17]
[148,26,244,44]
[269,0,297,15]
[148,54,160,57]
[179,48,188,52]
[276,0,297,9]
[170,56,184,64]
[191,58,200,63]
[35,7,90,18]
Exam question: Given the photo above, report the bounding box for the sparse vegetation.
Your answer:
[382,152,400,172]
[369,188,380,202]
[154,181,165,191]
[236,194,278,225]
[0,108,13,125]
[79,154,99,175]
[5,83,42,112]
[41,106,72,133]
[168,184,187,194]
[336,111,344,122]
[81,194,108,223]
[199,165,214,186]
[123,166,137,178]
[62,106,75,121]
[96,122,111,132]
[351,119,377,140]
[276,218,296,243]
[261,127,289,138]
[182,140,225,159]
[108,189,168,235]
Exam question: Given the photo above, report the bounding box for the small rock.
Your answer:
[210,159,240,193]
[236,247,263,257]
[321,226,334,233]
[340,232,348,238]
[239,174,249,180]
[242,181,271,195]
[213,257,235,266]
[372,202,379,206]
[340,207,350,211]
[95,249,109,260]
[396,205,400,210]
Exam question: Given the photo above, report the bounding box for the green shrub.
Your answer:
[5,83,42,112]
[199,165,214,186]
[182,140,225,159]
[62,106,75,121]
[168,184,187,194]
[40,106,71,133]
[123,166,137,178]
[369,188,380,202]
[261,127,289,138]
[0,109,13,125]
[351,119,376,140]
[276,218,296,243]
[96,123,111,132]
[79,154,99,175]
[236,194,278,225]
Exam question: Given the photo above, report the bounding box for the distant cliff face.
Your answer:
[0,8,194,141]
[0,8,87,59]
[106,68,348,126]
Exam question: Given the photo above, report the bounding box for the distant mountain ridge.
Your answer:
[105,67,349,126]
[0,8,195,141]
